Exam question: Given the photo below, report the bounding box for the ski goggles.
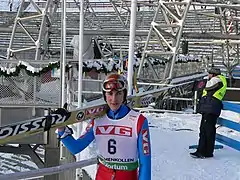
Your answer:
[102,80,126,92]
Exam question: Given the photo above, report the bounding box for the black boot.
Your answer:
[190,151,205,159]
[203,154,214,158]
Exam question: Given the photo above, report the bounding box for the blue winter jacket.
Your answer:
[58,104,151,180]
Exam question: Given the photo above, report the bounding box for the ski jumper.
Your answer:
[58,104,151,180]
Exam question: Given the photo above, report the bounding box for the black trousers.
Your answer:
[197,113,219,156]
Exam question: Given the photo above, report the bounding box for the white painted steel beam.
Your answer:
[127,0,138,95]
[0,158,98,180]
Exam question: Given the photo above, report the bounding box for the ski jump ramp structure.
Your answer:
[0,0,239,179]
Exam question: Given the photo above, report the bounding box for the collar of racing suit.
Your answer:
[107,104,130,120]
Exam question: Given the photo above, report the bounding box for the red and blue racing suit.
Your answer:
[58,104,151,180]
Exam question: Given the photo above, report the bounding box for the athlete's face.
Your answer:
[105,90,124,111]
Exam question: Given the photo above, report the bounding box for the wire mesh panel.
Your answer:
[68,62,105,104]
[0,61,60,107]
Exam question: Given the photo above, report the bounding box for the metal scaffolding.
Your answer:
[0,0,239,79]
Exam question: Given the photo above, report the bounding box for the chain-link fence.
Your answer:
[0,61,60,107]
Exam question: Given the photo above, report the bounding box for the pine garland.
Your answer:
[0,61,61,77]
[0,55,201,77]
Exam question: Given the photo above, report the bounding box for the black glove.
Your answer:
[44,107,71,131]
[50,103,69,116]
[52,107,70,116]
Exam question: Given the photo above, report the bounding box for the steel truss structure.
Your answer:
[0,0,238,104]
[0,0,239,79]
[0,0,238,106]
[0,0,239,77]
[0,1,239,178]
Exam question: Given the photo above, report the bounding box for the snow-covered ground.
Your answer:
[0,110,239,179]
[81,110,240,180]
[0,145,40,175]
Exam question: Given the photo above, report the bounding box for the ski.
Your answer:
[0,91,156,144]
[0,103,109,144]
[0,75,202,144]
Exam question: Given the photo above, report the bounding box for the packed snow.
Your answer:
[80,110,240,180]
[0,109,239,179]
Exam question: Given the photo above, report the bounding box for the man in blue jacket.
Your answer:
[57,73,151,180]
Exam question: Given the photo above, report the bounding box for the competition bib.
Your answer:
[93,110,141,170]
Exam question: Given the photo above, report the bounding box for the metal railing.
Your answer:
[0,158,98,180]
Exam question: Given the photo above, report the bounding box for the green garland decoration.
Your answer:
[0,61,61,77]
[0,55,201,78]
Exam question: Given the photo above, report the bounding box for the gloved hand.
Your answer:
[51,103,69,117]
[58,126,65,132]
[51,106,71,120]
[50,103,73,139]
[57,126,73,139]
[47,106,70,132]
[51,107,70,117]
